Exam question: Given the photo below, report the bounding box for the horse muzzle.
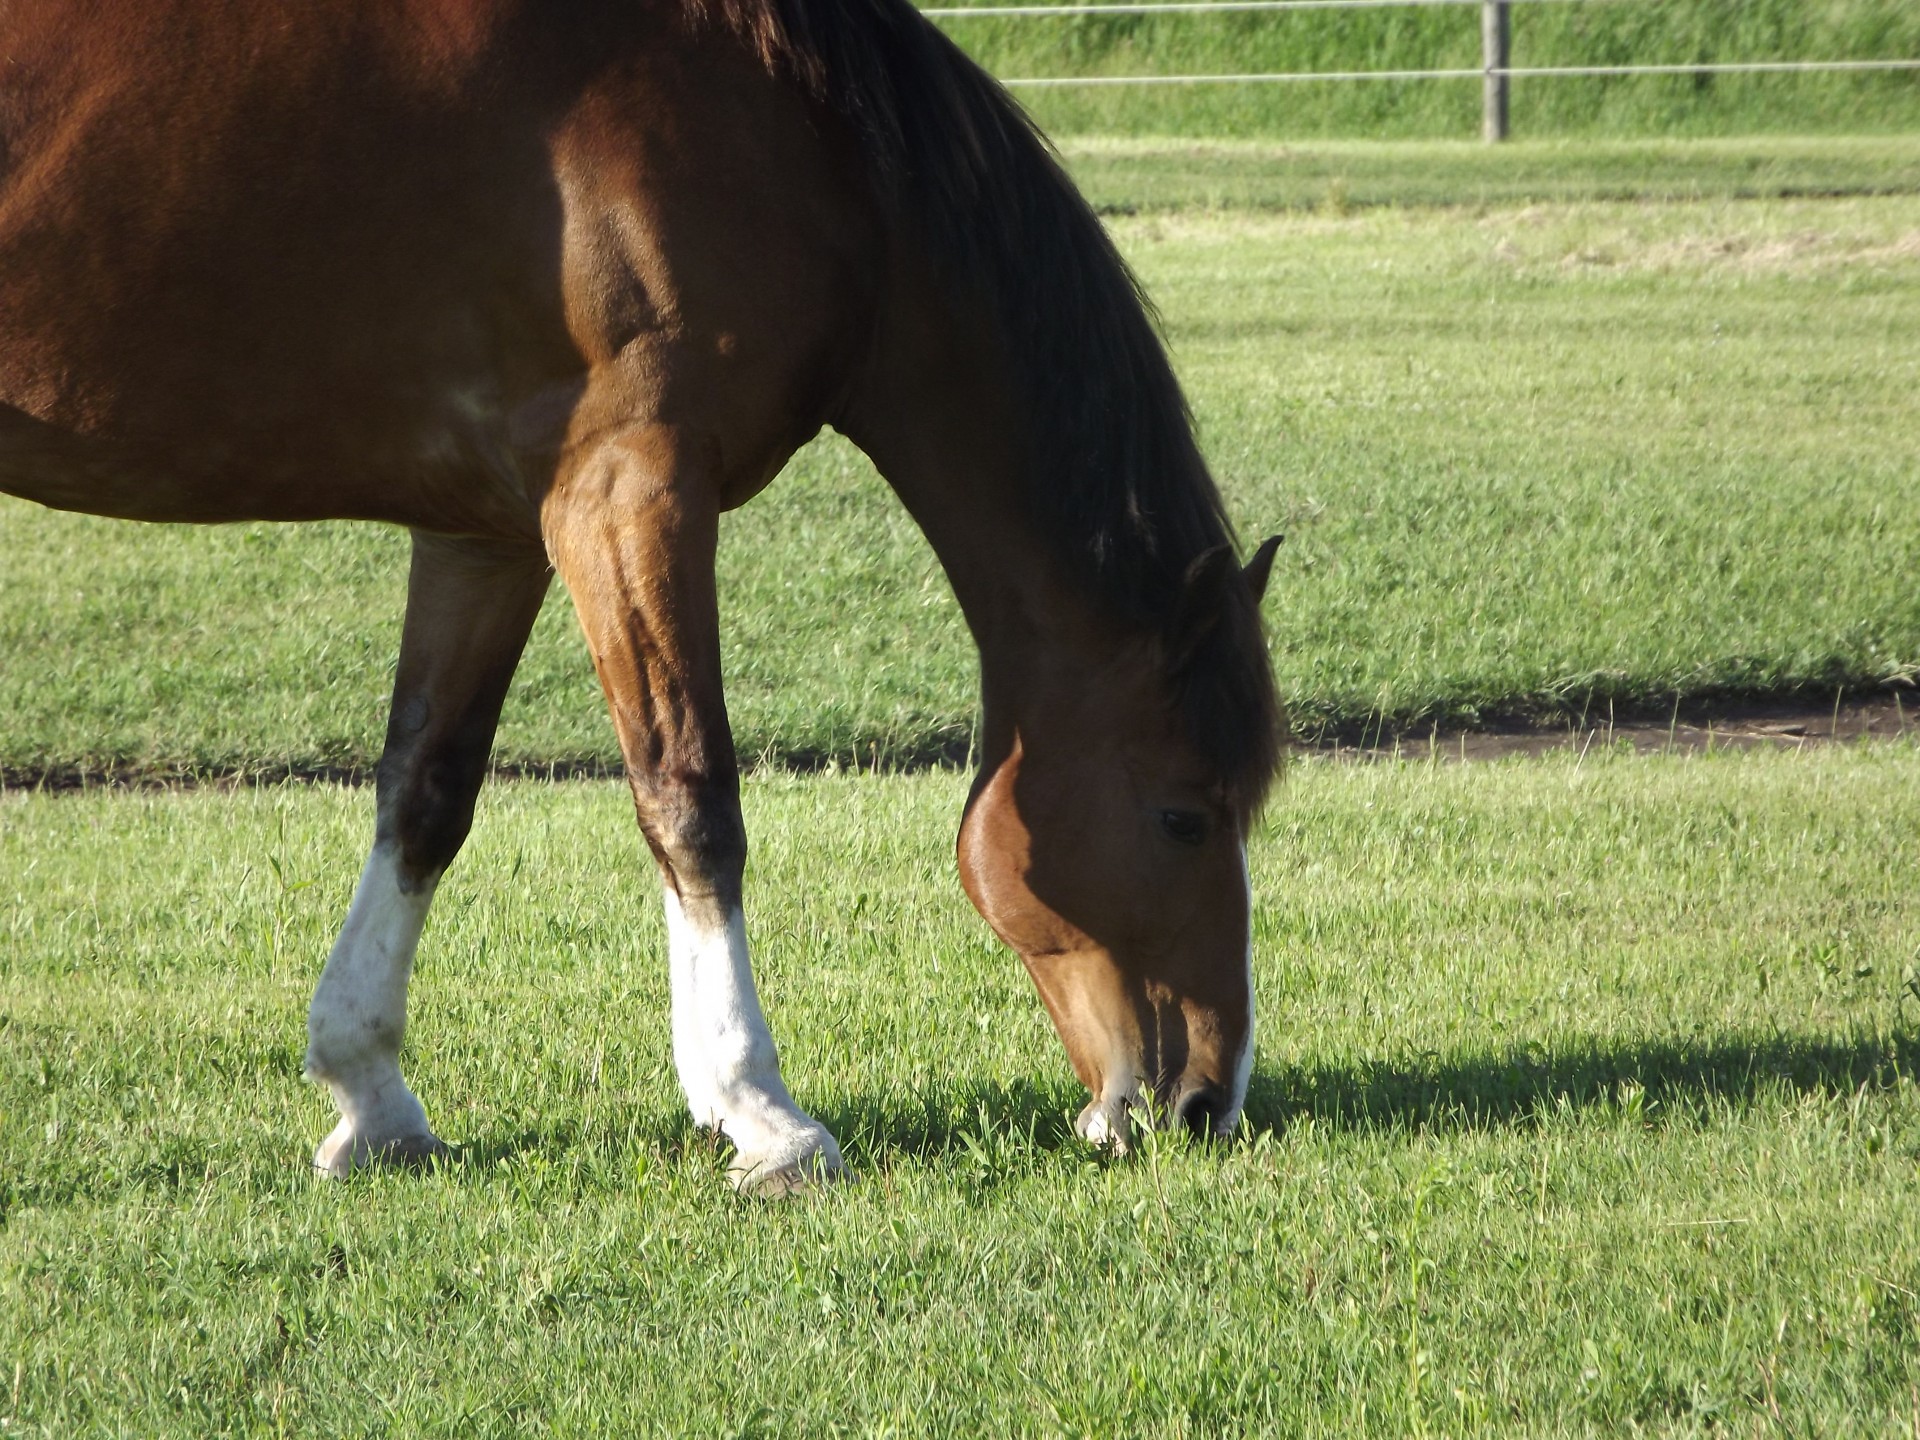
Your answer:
[1074,1075,1239,1151]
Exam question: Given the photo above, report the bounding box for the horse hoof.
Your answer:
[730,1153,845,1198]
[727,1123,846,1197]
[312,1125,451,1179]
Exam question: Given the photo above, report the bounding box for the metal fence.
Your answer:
[920,0,1920,141]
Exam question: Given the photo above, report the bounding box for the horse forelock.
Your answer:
[687,0,1285,814]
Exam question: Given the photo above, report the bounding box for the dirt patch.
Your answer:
[1306,693,1917,764]
[4,698,1913,792]
[0,756,625,796]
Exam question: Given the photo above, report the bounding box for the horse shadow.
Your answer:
[439,1028,1915,1179]
[445,1076,1091,1178]
[1241,1027,1917,1135]
[826,1027,1918,1163]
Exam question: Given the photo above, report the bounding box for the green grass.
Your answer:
[4,744,1919,1434]
[1062,133,1920,212]
[932,0,1920,140]
[4,142,1917,773]
[1141,189,1920,735]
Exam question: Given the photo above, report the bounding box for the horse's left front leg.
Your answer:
[306,532,551,1176]
[544,424,842,1195]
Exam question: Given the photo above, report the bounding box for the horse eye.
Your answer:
[1157,809,1209,847]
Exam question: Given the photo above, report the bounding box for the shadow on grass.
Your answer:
[824,1075,1088,1165]
[437,1079,1092,1189]
[1243,1028,1920,1135]
[9,1032,1911,1217]
[448,1107,718,1174]
[821,1028,1920,1169]
[21,1029,1897,1212]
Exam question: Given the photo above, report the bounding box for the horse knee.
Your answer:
[378,742,487,881]
[635,776,746,897]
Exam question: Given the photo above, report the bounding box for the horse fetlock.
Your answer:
[304,1006,401,1077]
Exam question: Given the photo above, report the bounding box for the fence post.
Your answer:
[1482,0,1511,141]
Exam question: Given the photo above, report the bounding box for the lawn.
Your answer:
[1061,134,1920,212]
[6,45,1920,1440]
[4,745,1919,1434]
[2,139,1917,775]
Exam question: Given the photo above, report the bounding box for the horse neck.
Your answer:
[837,265,1145,768]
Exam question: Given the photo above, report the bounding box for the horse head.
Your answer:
[957,537,1283,1147]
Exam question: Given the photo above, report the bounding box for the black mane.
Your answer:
[693,0,1284,813]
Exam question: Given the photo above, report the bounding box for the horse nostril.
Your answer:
[1173,1083,1224,1137]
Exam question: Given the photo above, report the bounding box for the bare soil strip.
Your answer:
[1315,693,1916,764]
[3,695,1913,793]
[0,757,625,795]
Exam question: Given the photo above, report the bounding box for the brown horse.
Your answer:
[0,0,1283,1192]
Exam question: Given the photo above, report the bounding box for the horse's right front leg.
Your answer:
[544,425,842,1195]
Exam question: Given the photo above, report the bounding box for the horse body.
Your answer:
[0,0,1281,1189]
[0,0,869,532]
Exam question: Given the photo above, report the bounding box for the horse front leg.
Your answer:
[306,531,551,1176]
[544,425,842,1195]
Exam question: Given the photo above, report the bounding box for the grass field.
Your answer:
[935,0,1920,140]
[1062,134,1920,212]
[4,746,1918,1434]
[5,133,1918,1433]
[3,140,1916,774]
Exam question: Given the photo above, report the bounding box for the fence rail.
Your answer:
[922,0,1920,141]
[996,60,1920,85]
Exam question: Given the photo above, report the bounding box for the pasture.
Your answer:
[5,751,1919,1434]
[4,138,1920,1434]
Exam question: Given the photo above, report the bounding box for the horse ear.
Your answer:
[1242,533,1283,604]
[1167,545,1238,669]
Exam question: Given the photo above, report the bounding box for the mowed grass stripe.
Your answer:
[4,745,1918,1434]
[1061,134,1920,213]
[3,154,1919,771]
[1154,191,1920,735]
